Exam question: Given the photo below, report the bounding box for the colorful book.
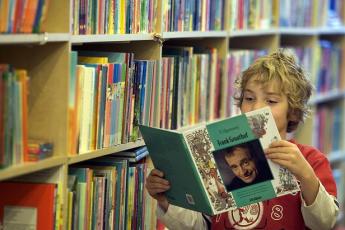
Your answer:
[139,107,300,215]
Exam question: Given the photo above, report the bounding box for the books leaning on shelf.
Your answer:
[114,146,148,162]
[28,139,53,161]
[139,107,300,215]
[0,65,29,167]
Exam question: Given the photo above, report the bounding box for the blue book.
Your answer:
[115,147,148,158]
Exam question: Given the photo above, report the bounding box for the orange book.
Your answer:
[0,0,9,33]
[20,0,39,33]
[0,182,56,230]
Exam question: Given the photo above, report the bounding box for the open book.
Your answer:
[139,107,300,215]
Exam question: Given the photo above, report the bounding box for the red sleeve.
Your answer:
[297,143,337,197]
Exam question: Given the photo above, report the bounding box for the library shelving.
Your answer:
[1,0,345,229]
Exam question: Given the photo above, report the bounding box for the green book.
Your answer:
[139,107,300,215]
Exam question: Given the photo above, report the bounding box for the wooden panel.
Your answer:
[45,0,70,33]
[229,34,279,52]
[0,43,70,156]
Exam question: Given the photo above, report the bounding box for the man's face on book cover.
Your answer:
[225,147,258,183]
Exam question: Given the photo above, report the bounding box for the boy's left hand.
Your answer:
[264,140,314,182]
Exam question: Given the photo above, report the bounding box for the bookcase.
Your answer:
[0,0,345,229]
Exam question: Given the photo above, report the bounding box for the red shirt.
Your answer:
[211,140,337,230]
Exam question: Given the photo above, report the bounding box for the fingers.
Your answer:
[146,169,170,196]
[268,140,292,147]
[150,168,164,177]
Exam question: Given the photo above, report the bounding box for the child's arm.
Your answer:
[146,169,208,229]
[265,140,339,229]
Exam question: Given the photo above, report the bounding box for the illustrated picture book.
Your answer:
[139,107,300,215]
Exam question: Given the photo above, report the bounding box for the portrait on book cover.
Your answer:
[185,127,236,210]
[212,139,274,192]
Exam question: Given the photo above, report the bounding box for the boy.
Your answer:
[145,50,339,229]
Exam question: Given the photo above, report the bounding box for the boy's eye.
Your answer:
[266,99,278,104]
[244,96,254,101]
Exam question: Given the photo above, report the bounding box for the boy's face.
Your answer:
[240,77,289,139]
[225,147,257,183]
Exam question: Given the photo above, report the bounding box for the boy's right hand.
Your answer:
[146,169,170,212]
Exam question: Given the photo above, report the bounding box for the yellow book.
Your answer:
[108,0,114,34]
[119,0,126,34]
[67,191,74,230]
[78,56,109,64]
[55,182,63,230]
[271,0,279,27]
[89,180,94,230]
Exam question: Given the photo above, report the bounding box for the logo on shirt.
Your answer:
[271,205,283,221]
[228,202,263,229]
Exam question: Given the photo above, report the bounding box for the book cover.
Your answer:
[139,107,300,215]
[0,182,56,230]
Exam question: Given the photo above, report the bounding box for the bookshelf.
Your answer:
[0,0,345,229]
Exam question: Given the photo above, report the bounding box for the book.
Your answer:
[139,107,300,215]
[114,146,149,162]
[0,182,57,230]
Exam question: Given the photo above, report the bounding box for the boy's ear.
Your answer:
[287,109,301,132]
[287,109,300,122]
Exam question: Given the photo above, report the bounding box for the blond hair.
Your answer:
[234,49,313,132]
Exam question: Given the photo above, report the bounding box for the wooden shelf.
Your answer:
[68,139,145,164]
[71,33,154,44]
[0,33,70,44]
[279,27,319,35]
[328,151,345,164]
[318,26,345,35]
[229,29,278,37]
[309,90,345,105]
[0,156,67,181]
[162,31,227,39]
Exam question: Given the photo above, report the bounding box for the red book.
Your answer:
[0,182,56,230]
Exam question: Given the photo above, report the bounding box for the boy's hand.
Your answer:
[264,140,319,205]
[264,140,314,182]
[146,169,170,212]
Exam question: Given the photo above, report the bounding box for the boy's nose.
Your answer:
[252,101,266,110]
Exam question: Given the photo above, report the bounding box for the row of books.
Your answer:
[0,0,50,33]
[315,40,344,94]
[69,44,345,155]
[162,0,225,32]
[68,146,156,230]
[69,50,158,154]
[279,0,344,28]
[1,0,344,35]
[313,104,344,154]
[71,0,157,35]
[229,0,273,31]
[285,42,345,94]
[161,46,223,129]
